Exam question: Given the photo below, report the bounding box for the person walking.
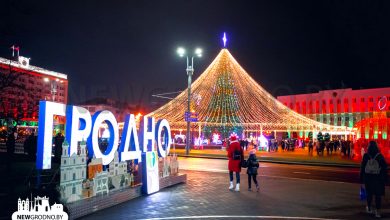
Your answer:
[333,139,338,153]
[329,140,334,155]
[227,135,243,191]
[360,141,388,218]
[244,139,249,151]
[326,141,330,155]
[247,149,259,191]
[347,140,351,158]
[308,140,314,156]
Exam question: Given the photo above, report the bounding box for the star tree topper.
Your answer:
[222,32,227,48]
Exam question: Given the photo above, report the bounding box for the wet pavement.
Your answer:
[172,147,360,167]
[82,161,390,220]
[178,157,362,184]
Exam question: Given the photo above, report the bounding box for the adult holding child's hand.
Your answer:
[227,135,243,192]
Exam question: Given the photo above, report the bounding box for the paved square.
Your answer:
[82,169,390,220]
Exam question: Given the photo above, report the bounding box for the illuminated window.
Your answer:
[329,100,334,113]
[343,98,349,113]
[322,103,327,113]
[361,97,365,102]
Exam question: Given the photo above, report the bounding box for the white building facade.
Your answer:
[59,141,87,203]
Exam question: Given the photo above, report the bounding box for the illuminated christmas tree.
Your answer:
[147,49,347,140]
[203,57,242,138]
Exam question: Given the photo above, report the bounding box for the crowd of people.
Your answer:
[306,138,355,158]
[231,136,359,160]
[2,128,64,163]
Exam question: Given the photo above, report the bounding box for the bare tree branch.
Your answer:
[0,59,37,121]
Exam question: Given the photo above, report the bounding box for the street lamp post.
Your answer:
[177,47,202,155]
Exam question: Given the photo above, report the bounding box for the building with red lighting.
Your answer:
[0,55,68,127]
[277,88,390,140]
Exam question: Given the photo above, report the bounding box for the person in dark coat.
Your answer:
[329,141,334,155]
[246,149,259,191]
[346,140,351,158]
[360,141,388,218]
[341,140,346,156]
[25,132,37,160]
[227,135,243,191]
[54,133,65,163]
[333,139,338,152]
[308,140,314,156]
[6,132,15,157]
[6,131,16,169]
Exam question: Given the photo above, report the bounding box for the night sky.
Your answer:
[1,0,389,112]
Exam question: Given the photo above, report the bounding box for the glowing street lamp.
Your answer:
[195,48,202,57]
[177,47,203,155]
[177,47,186,57]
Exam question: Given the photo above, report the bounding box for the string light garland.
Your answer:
[147,49,348,138]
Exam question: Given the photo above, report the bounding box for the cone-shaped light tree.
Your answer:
[147,49,347,139]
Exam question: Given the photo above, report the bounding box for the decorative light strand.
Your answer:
[147,49,348,136]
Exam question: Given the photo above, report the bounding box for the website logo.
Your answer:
[12,196,68,220]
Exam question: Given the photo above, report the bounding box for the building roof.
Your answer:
[277,87,390,99]
[0,56,67,80]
